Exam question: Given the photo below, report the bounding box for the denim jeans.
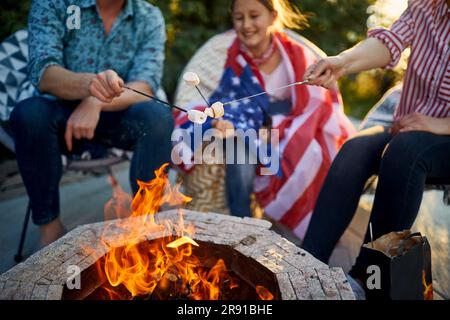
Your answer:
[225,99,291,218]
[226,137,257,218]
[301,125,450,280]
[10,97,174,225]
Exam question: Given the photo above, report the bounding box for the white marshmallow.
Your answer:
[211,101,224,118]
[204,101,224,119]
[183,72,200,86]
[187,110,207,124]
[204,108,214,118]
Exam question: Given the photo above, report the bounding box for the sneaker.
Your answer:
[347,274,366,300]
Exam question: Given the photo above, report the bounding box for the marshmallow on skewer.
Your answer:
[187,109,207,124]
[183,72,200,86]
[204,101,224,118]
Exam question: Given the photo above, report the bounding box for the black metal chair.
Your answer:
[1,119,131,263]
[12,149,130,263]
[359,84,450,205]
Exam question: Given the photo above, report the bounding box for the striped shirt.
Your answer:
[368,0,450,120]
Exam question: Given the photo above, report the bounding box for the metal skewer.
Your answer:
[124,86,188,113]
[194,86,211,107]
[369,222,374,248]
[223,80,310,106]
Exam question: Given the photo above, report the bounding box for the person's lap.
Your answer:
[302,125,450,279]
[10,96,174,224]
[225,136,257,217]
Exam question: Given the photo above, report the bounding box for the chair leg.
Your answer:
[14,202,32,263]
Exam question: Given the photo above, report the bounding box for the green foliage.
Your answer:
[0,0,30,41]
[0,0,397,119]
[151,0,385,118]
[295,0,375,55]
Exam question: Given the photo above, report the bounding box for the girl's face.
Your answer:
[232,0,277,51]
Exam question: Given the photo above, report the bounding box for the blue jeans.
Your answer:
[10,97,174,225]
[225,100,291,218]
[226,137,257,218]
[301,126,450,280]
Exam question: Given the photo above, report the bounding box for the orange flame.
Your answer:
[96,163,273,300]
[104,175,132,220]
[422,270,433,300]
[256,285,274,300]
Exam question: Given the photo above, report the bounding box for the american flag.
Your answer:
[174,32,355,240]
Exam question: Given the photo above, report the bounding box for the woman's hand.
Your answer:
[303,56,346,89]
[88,70,125,103]
[391,112,450,135]
[65,97,103,151]
[303,38,392,89]
[212,120,235,139]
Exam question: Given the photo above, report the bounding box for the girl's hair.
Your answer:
[231,0,308,31]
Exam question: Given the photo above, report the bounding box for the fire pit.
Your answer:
[0,165,354,300]
[0,210,354,300]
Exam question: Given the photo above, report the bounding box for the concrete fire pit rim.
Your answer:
[0,210,354,300]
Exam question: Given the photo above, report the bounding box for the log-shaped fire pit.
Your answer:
[0,210,354,300]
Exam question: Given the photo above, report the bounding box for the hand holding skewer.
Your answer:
[303,56,346,89]
[88,69,125,103]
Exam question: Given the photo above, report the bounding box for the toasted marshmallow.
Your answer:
[204,108,214,118]
[183,72,200,86]
[187,109,207,124]
[204,101,224,119]
[210,101,224,118]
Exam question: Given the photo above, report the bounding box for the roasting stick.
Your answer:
[124,85,208,124]
[195,86,211,107]
[123,85,188,113]
[370,222,374,248]
[222,80,310,106]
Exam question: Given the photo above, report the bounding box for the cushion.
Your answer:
[0,29,34,121]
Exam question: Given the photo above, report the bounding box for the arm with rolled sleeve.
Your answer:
[28,0,97,99]
[305,2,416,87]
[28,0,65,88]
[125,8,166,95]
[367,2,415,69]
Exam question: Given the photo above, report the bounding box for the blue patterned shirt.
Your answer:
[28,0,166,94]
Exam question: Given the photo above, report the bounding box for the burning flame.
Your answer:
[95,163,273,300]
[422,270,433,300]
[256,285,274,300]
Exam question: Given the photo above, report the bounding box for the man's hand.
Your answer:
[212,120,235,139]
[390,112,450,136]
[65,97,103,152]
[89,70,125,103]
[303,56,346,89]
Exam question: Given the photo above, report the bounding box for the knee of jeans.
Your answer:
[380,132,426,174]
[10,97,54,134]
[329,137,363,172]
[341,135,367,153]
[382,132,426,163]
[130,101,174,139]
[227,164,255,191]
